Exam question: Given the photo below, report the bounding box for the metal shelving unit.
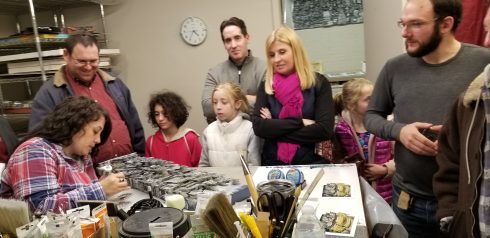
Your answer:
[0,0,110,81]
[0,0,112,137]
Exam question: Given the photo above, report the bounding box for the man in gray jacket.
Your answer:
[201,17,266,124]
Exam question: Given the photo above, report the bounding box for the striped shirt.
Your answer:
[0,137,106,214]
[481,83,490,237]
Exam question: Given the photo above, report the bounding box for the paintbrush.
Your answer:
[236,146,259,215]
[0,198,30,236]
[202,193,240,238]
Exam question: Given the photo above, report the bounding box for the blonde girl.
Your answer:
[199,82,260,167]
[334,78,394,203]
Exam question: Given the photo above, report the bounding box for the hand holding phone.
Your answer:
[421,128,438,142]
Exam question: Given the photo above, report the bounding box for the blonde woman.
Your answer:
[252,26,334,165]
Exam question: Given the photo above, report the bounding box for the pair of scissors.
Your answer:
[257,191,291,222]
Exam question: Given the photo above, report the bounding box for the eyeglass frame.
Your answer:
[397,17,440,30]
[70,57,100,67]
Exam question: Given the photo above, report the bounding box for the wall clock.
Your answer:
[180,16,207,46]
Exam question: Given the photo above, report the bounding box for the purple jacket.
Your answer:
[335,111,394,202]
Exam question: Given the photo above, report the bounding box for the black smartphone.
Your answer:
[421,129,438,141]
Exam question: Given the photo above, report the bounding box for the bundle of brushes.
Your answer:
[202,193,240,238]
[0,198,30,236]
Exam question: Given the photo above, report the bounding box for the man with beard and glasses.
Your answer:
[364,0,490,237]
[434,1,490,237]
[201,17,266,124]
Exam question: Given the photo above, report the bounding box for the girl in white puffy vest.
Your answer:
[199,82,260,167]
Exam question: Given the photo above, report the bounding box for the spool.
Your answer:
[267,168,285,180]
[286,168,304,186]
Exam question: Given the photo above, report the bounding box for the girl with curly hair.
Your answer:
[145,91,201,167]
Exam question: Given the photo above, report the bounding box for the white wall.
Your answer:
[363,0,405,82]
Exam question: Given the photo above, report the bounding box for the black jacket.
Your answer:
[252,73,335,165]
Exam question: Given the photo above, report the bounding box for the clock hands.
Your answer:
[187,30,198,41]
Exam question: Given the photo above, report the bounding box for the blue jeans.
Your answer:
[392,185,440,238]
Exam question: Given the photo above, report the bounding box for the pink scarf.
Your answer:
[272,72,304,164]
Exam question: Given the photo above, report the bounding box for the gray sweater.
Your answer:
[201,54,266,123]
[365,43,490,198]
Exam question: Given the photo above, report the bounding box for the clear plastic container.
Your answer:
[294,205,324,238]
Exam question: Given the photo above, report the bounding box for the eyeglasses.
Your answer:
[397,17,439,30]
[72,58,100,67]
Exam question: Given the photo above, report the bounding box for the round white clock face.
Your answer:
[180,17,207,46]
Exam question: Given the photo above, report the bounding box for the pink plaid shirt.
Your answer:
[0,137,106,214]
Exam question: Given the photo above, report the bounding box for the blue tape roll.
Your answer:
[267,169,285,180]
[286,168,304,186]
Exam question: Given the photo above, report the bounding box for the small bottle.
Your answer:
[294,205,324,238]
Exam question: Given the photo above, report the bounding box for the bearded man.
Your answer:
[364,0,490,237]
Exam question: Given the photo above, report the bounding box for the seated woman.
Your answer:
[0,96,129,214]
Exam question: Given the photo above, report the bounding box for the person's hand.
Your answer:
[99,172,130,197]
[260,107,272,119]
[302,119,315,126]
[364,164,387,181]
[430,125,443,134]
[399,122,438,156]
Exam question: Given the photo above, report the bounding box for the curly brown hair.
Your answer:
[25,96,111,155]
[147,91,190,128]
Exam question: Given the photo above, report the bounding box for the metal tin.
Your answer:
[256,179,295,199]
